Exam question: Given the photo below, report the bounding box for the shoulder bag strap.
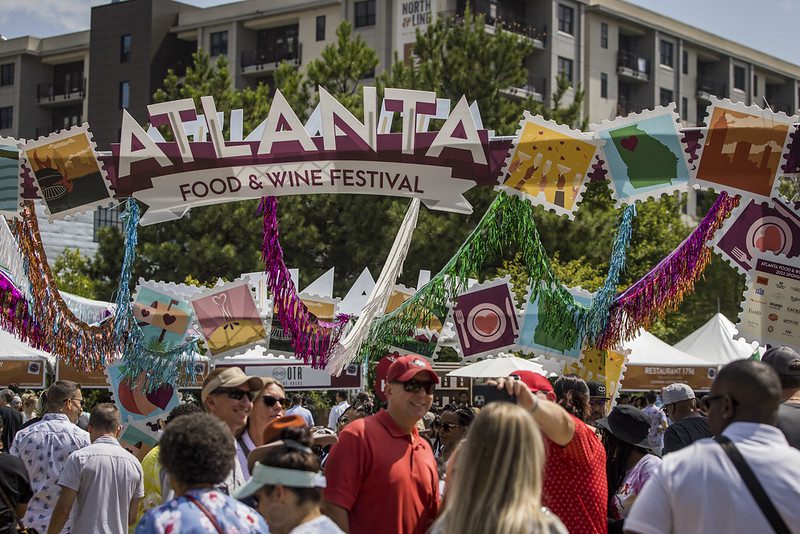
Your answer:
[185,493,225,534]
[236,434,252,458]
[714,435,791,534]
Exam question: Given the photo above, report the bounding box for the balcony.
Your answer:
[501,75,546,102]
[696,78,726,101]
[617,97,647,117]
[438,9,547,49]
[617,51,649,82]
[769,101,793,115]
[241,43,302,75]
[37,78,86,106]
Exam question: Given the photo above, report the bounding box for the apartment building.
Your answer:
[1,0,799,258]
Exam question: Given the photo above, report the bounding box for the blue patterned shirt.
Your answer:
[135,488,269,533]
[9,413,90,532]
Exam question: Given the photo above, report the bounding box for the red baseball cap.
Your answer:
[510,370,554,398]
[386,354,440,384]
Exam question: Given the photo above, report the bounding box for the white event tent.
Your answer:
[622,329,712,366]
[674,313,760,365]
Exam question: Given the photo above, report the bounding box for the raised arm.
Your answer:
[491,378,575,446]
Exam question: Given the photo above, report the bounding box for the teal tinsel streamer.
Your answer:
[581,204,635,344]
[113,199,139,350]
[115,199,200,391]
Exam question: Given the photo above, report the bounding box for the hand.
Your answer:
[487,378,538,412]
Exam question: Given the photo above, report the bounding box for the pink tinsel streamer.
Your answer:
[259,197,350,368]
[597,191,740,349]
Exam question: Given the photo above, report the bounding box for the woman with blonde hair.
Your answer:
[430,402,568,534]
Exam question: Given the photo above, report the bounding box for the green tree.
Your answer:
[52,249,98,299]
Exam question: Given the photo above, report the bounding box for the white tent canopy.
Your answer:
[0,328,55,367]
[622,329,712,366]
[674,313,760,365]
[447,354,545,378]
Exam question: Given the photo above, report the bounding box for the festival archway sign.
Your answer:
[9,89,798,398]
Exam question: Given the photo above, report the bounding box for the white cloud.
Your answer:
[0,0,106,37]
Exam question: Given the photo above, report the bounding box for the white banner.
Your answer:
[134,160,472,225]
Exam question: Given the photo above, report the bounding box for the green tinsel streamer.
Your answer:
[363,191,581,361]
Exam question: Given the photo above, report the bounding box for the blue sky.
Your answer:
[0,0,798,65]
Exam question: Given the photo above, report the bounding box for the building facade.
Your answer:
[1,0,799,259]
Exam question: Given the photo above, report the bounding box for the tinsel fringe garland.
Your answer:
[596,191,739,349]
[326,198,420,376]
[362,191,621,361]
[17,202,116,371]
[260,196,351,369]
[113,201,203,390]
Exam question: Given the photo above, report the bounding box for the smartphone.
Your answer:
[472,384,517,407]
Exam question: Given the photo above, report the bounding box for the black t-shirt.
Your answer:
[778,401,800,450]
[663,413,712,455]
[0,407,21,451]
[0,451,33,534]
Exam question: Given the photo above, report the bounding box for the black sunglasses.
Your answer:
[700,394,738,411]
[432,418,462,432]
[213,388,254,402]
[262,395,287,407]
[393,379,436,395]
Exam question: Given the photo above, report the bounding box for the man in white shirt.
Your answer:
[47,403,144,534]
[625,359,800,534]
[285,394,315,426]
[9,380,89,533]
[328,390,349,430]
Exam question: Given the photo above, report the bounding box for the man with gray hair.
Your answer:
[0,388,21,450]
[9,380,89,533]
[47,404,143,534]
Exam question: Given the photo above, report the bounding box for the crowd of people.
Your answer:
[0,347,799,533]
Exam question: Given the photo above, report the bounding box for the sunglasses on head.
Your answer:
[262,395,287,407]
[393,379,436,395]
[213,388,254,402]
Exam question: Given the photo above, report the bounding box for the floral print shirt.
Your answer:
[135,488,268,533]
[9,413,90,533]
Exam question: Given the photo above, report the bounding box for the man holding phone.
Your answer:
[324,354,440,534]
[495,372,608,534]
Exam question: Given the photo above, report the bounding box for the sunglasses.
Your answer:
[393,379,436,395]
[213,388,254,402]
[433,419,462,432]
[700,394,738,411]
[262,395,287,407]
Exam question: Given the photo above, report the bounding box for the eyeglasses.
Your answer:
[432,419,462,432]
[212,388,254,402]
[262,395,287,407]
[700,394,738,411]
[393,379,436,395]
[69,397,84,407]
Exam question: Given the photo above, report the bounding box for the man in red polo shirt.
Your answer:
[323,354,440,534]
[508,371,608,534]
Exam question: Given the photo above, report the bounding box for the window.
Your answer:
[210,31,228,56]
[601,72,608,98]
[660,88,673,107]
[0,107,11,129]
[355,0,376,28]
[558,4,574,35]
[94,206,125,241]
[316,15,326,41]
[558,56,574,84]
[660,40,673,67]
[681,96,688,121]
[600,23,608,49]
[0,63,14,86]
[119,81,130,109]
[120,35,131,63]
[754,74,759,97]
[682,50,688,75]
[697,101,707,125]
[733,65,746,91]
